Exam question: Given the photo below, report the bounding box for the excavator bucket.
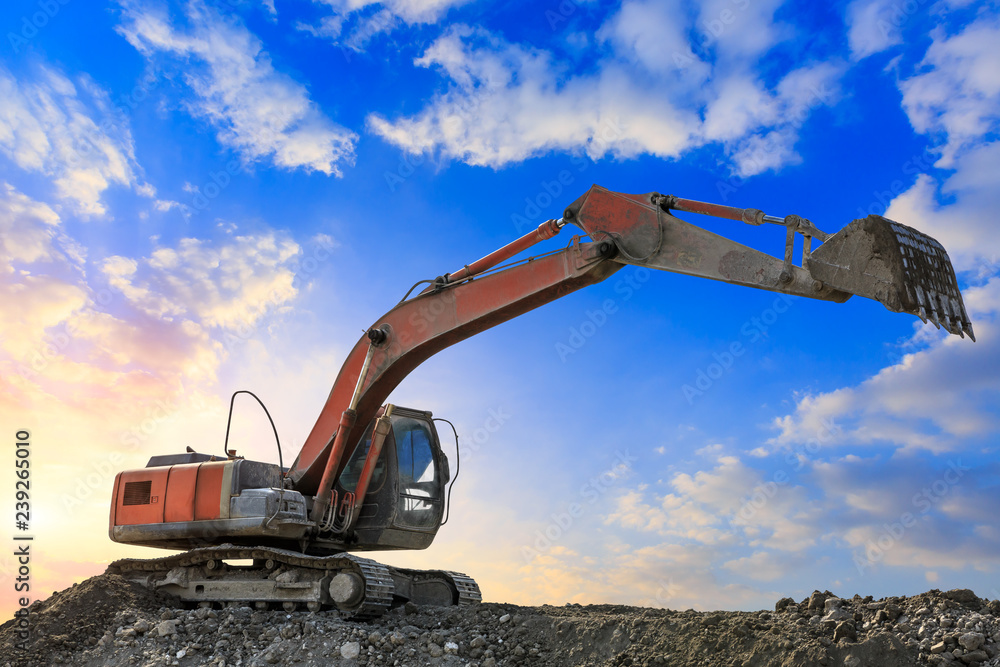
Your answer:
[807,215,975,340]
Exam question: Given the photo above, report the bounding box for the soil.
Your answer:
[2,573,999,667]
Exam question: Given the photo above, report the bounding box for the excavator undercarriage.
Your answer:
[109,545,480,619]
[108,185,974,619]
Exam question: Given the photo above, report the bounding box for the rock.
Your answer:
[470,636,487,649]
[444,641,459,655]
[133,619,151,634]
[822,608,853,625]
[824,598,844,612]
[428,642,443,658]
[808,591,830,611]
[263,652,279,664]
[834,621,857,642]
[499,614,511,624]
[156,619,179,637]
[340,641,361,660]
[959,632,985,651]
[875,610,889,624]
[960,649,988,664]
[931,642,948,653]
[944,590,980,606]
[775,597,795,612]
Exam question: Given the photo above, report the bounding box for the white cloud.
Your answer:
[0,65,140,217]
[884,142,1000,272]
[812,455,1000,573]
[299,0,472,50]
[367,25,842,173]
[606,455,823,552]
[0,181,324,432]
[596,0,709,80]
[695,0,790,61]
[845,0,904,60]
[118,0,357,175]
[898,14,1000,166]
[101,233,302,330]
[770,302,998,454]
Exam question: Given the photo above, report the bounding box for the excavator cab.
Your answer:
[330,406,451,551]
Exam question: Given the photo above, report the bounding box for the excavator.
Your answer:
[107,185,975,618]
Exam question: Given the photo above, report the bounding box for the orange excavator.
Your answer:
[107,186,974,618]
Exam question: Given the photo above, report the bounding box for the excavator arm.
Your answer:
[109,184,974,617]
[288,185,974,523]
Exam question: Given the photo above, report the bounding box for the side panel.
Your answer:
[108,472,122,537]
[194,461,230,521]
[114,468,169,526]
[164,464,198,523]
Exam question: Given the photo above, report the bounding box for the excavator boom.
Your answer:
[289,185,973,502]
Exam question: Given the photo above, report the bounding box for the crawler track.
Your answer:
[109,544,479,619]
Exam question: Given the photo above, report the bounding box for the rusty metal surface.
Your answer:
[565,186,851,302]
[808,215,974,339]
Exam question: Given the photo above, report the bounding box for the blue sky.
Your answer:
[1,0,999,614]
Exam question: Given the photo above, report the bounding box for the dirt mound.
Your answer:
[0,573,174,666]
[2,573,999,667]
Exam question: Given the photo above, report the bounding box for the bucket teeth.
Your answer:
[807,215,974,341]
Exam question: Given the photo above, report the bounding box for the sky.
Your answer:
[1,0,999,619]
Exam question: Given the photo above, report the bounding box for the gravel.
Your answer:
[3,574,1000,667]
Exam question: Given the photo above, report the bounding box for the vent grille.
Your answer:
[122,480,152,506]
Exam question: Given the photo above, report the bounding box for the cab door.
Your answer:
[391,412,446,529]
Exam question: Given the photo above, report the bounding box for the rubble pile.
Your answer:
[2,574,999,666]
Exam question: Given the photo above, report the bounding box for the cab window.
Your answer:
[338,423,386,494]
[394,416,442,528]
